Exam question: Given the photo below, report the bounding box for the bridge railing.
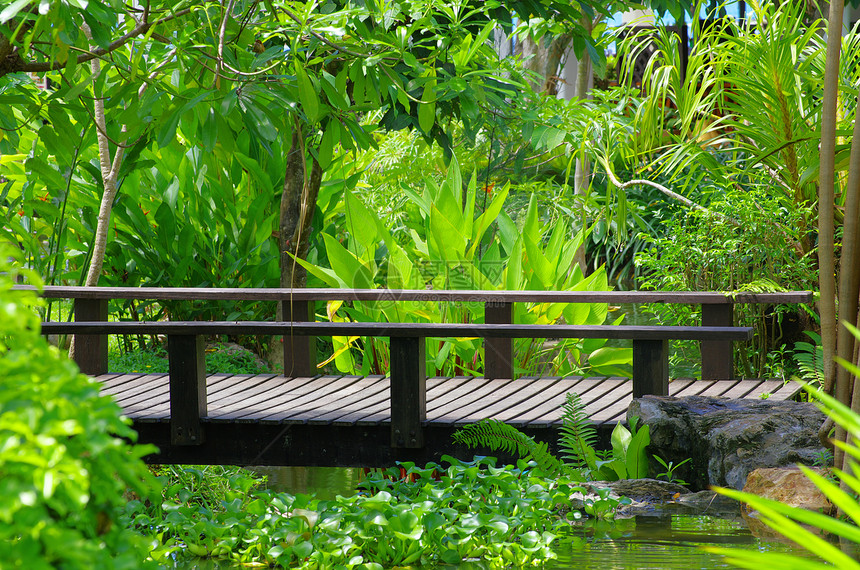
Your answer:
[31,286,812,379]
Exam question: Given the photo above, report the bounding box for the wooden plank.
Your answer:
[522,377,626,425]
[719,380,766,399]
[428,378,516,420]
[107,374,168,402]
[484,302,513,380]
[33,285,813,305]
[236,376,365,422]
[427,376,473,395]
[673,380,716,397]
[426,378,494,412]
[695,380,740,398]
[489,377,578,423]
[750,379,789,400]
[304,376,390,424]
[206,375,296,416]
[588,379,639,424]
[99,373,151,395]
[702,303,734,379]
[578,378,631,422]
[769,380,803,400]
[260,375,386,423]
[210,376,341,420]
[167,335,206,445]
[667,378,695,395]
[447,377,567,424]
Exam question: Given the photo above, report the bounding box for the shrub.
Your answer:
[0,251,159,569]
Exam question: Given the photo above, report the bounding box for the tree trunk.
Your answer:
[70,26,125,360]
[817,0,844,462]
[840,94,860,475]
[572,16,594,275]
[279,129,322,289]
[271,129,323,368]
[519,33,572,94]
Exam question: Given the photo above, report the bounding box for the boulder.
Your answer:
[629,395,827,491]
[742,467,834,515]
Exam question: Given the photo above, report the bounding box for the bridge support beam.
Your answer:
[632,339,669,398]
[283,299,317,377]
[701,303,734,380]
[390,336,425,448]
[168,334,206,445]
[484,302,513,379]
[73,298,108,375]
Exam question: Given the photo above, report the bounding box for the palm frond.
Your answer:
[452,419,568,476]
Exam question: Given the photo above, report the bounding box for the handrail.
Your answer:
[42,320,754,340]
[30,286,812,382]
[21,285,813,304]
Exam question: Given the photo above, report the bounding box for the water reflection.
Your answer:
[249,465,361,499]
[550,513,811,570]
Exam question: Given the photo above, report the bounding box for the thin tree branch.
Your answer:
[7,8,191,76]
[597,155,729,221]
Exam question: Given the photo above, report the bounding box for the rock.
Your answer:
[742,467,834,515]
[630,395,827,491]
[567,479,742,517]
[673,490,740,513]
[597,478,691,502]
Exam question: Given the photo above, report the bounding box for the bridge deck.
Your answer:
[101,374,800,467]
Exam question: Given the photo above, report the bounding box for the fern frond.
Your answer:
[794,340,825,386]
[452,419,567,476]
[558,392,599,471]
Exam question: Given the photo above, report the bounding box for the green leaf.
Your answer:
[295,63,320,122]
[418,79,436,133]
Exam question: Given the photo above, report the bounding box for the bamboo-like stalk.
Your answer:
[818,0,844,461]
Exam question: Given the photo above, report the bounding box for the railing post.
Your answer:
[632,339,669,397]
[390,335,426,448]
[168,334,206,445]
[484,301,513,379]
[282,299,316,377]
[701,302,734,380]
[73,298,108,375]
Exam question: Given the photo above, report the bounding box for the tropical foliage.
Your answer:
[0,249,159,569]
[295,160,632,377]
[453,392,651,481]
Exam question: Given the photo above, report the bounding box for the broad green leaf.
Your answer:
[418,78,436,133]
[295,64,320,122]
[323,233,374,289]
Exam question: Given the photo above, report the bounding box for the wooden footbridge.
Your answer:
[35,287,810,467]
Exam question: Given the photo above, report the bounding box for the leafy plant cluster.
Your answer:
[0,249,159,569]
[454,393,651,482]
[634,185,816,379]
[110,342,273,375]
[126,456,617,568]
[296,159,632,378]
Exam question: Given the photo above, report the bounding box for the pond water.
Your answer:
[242,467,815,570]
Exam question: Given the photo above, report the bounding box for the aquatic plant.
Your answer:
[127,456,610,568]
